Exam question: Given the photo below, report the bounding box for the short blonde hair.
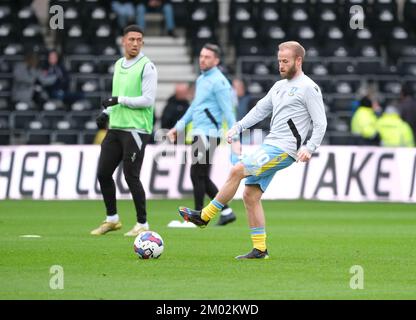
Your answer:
[278,41,306,61]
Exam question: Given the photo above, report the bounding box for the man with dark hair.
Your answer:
[167,43,238,226]
[91,25,158,236]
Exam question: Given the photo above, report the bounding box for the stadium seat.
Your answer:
[190,25,218,56]
[320,41,350,57]
[327,95,355,112]
[62,5,82,27]
[64,40,93,56]
[11,111,38,129]
[403,0,416,30]
[2,43,24,56]
[328,132,359,145]
[314,78,333,94]
[236,39,265,56]
[70,98,97,112]
[246,79,265,95]
[190,0,219,22]
[26,130,51,145]
[170,0,190,27]
[369,5,398,36]
[42,100,66,112]
[326,113,350,133]
[80,130,98,144]
[398,59,416,77]
[404,80,416,95]
[355,59,384,75]
[69,111,95,130]
[0,76,11,93]
[351,43,380,58]
[378,79,403,95]
[73,75,100,94]
[69,59,98,74]
[315,0,339,26]
[328,61,356,75]
[0,111,9,130]
[334,80,358,95]
[0,96,10,111]
[97,58,115,74]
[53,130,80,144]
[40,111,67,130]
[0,129,10,145]
[0,22,18,45]
[0,5,13,24]
[310,63,329,77]
[229,0,256,40]
[252,62,272,76]
[386,26,416,61]
[287,2,311,23]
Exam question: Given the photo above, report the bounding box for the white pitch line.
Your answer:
[19,235,42,238]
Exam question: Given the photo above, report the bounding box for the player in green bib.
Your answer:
[91,25,158,237]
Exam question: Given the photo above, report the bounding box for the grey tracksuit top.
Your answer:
[235,72,327,159]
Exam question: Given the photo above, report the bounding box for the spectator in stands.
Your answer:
[11,51,48,107]
[136,0,177,37]
[377,105,415,147]
[232,78,252,121]
[41,50,69,100]
[232,78,255,144]
[351,96,380,145]
[398,84,416,139]
[160,82,190,129]
[112,0,136,30]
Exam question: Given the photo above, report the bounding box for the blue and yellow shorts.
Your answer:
[242,144,295,192]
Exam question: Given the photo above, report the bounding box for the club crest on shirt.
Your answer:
[288,87,298,96]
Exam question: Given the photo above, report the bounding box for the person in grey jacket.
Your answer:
[12,52,56,107]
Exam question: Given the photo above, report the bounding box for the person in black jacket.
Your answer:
[161,83,190,129]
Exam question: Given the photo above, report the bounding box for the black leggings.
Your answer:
[190,135,229,211]
[97,130,150,223]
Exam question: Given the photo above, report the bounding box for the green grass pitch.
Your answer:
[0,199,415,300]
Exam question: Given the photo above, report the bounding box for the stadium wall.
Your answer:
[0,145,415,202]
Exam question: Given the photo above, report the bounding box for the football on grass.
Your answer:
[134,231,164,259]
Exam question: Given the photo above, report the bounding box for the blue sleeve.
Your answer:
[215,83,235,128]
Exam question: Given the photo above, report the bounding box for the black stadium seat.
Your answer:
[403,0,416,30]
[26,130,51,145]
[53,130,80,144]
[0,111,10,130]
[0,129,10,145]
[11,111,38,129]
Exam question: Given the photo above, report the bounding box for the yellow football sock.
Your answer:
[251,227,267,251]
[201,200,224,222]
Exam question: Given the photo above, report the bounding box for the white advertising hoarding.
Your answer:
[0,145,415,202]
